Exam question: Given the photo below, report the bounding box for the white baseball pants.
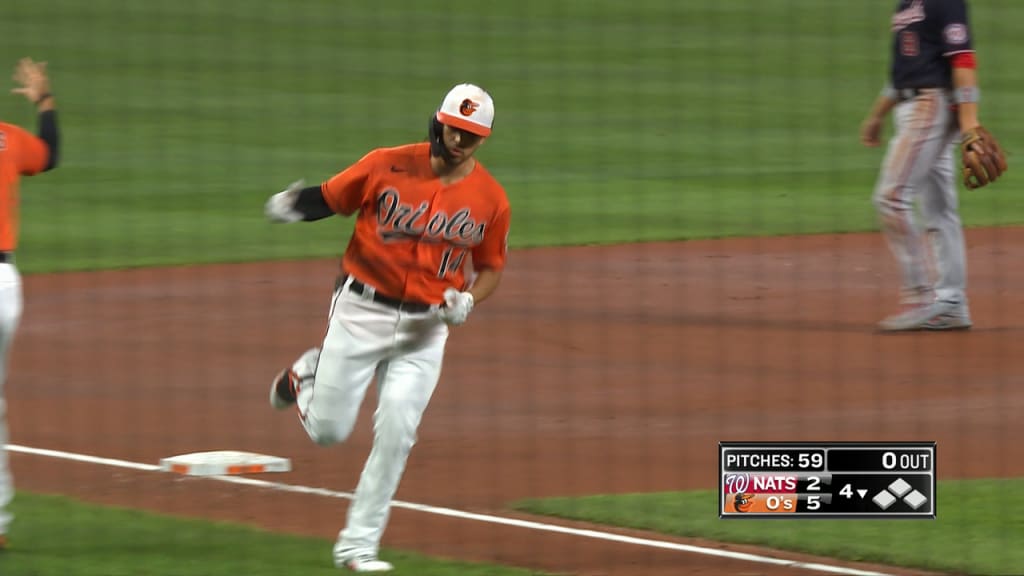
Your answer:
[0,263,24,536]
[873,89,967,305]
[291,275,448,563]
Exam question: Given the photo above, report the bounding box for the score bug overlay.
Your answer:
[719,442,936,519]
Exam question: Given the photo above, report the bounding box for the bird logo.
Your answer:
[733,493,756,513]
[459,98,479,117]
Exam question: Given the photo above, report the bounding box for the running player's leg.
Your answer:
[294,282,391,446]
[334,314,448,565]
[0,265,24,537]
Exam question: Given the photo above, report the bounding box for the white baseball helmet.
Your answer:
[435,83,494,137]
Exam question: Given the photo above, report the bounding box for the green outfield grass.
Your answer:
[0,492,545,576]
[0,0,1022,273]
[513,478,1024,576]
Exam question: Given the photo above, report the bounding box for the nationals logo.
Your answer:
[724,473,750,494]
[944,23,969,45]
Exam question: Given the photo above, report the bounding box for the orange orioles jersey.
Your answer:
[322,142,511,304]
[0,122,50,251]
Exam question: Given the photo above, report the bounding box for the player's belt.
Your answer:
[0,252,14,264]
[340,275,434,314]
[895,87,942,102]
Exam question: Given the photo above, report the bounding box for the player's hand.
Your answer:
[11,57,50,103]
[437,287,474,326]
[264,179,305,223]
[860,115,883,147]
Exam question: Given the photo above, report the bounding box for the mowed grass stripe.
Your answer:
[0,0,1019,273]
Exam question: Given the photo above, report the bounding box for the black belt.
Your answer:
[0,252,13,264]
[339,276,433,314]
[896,87,942,102]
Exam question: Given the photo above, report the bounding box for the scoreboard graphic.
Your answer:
[719,442,935,519]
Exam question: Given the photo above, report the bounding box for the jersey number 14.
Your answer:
[438,246,467,278]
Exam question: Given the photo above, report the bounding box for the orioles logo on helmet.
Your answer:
[733,493,756,513]
[459,98,479,117]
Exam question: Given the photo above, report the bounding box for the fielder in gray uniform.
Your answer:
[861,0,1007,331]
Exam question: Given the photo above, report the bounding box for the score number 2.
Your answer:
[806,475,822,510]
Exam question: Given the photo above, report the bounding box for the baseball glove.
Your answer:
[961,126,1008,189]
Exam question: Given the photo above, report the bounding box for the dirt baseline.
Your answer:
[6,228,1023,575]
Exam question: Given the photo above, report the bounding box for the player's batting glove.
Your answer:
[438,287,474,326]
[264,179,306,223]
[961,127,1008,190]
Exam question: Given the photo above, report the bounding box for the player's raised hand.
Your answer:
[11,58,51,103]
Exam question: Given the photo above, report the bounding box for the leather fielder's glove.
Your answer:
[437,287,474,326]
[961,127,1008,190]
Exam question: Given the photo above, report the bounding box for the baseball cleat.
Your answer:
[922,305,973,331]
[342,555,394,572]
[270,347,321,410]
[269,369,297,410]
[877,299,963,332]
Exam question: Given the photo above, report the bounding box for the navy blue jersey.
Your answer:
[890,0,974,90]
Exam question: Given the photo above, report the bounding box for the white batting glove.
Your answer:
[264,179,306,223]
[437,287,475,326]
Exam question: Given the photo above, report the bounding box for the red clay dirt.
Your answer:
[5,228,1023,575]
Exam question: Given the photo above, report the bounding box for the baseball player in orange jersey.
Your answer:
[264,83,510,572]
[0,58,61,550]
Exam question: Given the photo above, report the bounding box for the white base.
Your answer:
[160,450,291,476]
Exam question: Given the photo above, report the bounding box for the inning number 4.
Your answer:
[438,247,467,279]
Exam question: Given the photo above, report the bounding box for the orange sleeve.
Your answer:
[471,203,511,271]
[321,149,381,216]
[5,123,49,176]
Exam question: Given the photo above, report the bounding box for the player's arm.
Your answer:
[294,186,333,220]
[951,59,979,131]
[467,267,502,305]
[941,0,1004,188]
[264,151,378,223]
[264,180,333,223]
[466,205,511,305]
[10,57,59,173]
[860,89,898,148]
[438,204,510,326]
[943,0,979,131]
[36,97,59,172]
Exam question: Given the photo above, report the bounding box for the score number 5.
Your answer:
[806,475,822,510]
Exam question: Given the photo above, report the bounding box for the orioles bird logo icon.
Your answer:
[459,98,479,116]
[733,493,756,513]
